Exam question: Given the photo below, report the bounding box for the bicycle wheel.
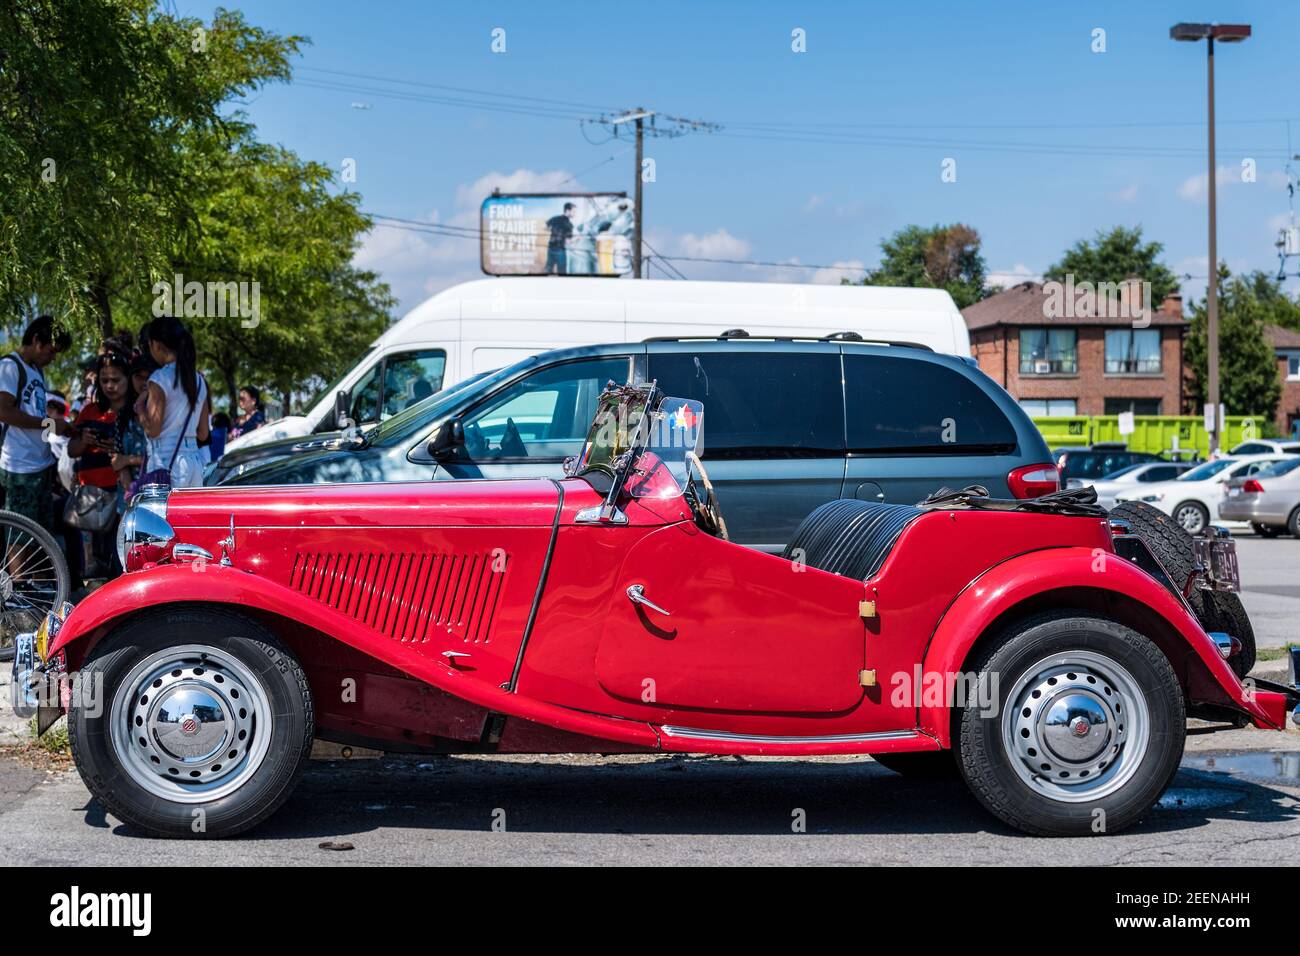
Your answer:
[0,509,71,661]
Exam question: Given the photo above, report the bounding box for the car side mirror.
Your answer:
[428,418,465,461]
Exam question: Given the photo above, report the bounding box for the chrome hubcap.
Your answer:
[1002,651,1150,803]
[110,645,272,803]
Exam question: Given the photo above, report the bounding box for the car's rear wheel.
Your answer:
[1172,500,1209,535]
[956,612,1184,837]
[1289,506,1300,538]
[1251,522,1282,538]
[68,607,313,838]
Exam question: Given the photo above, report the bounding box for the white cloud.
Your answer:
[453,168,582,209]
[809,260,866,285]
[986,264,1042,289]
[1110,183,1139,202]
[1177,164,1245,201]
[672,228,752,260]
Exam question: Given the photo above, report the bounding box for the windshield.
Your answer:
[1178,459,1234,482]
[574,385,703,499]
[365,365,519,448]
[1100,463,1144,480]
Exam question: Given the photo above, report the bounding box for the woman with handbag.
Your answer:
[136,317,210,490]
[67,350,136,578]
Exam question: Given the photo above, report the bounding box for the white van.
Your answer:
[224,277,972,452]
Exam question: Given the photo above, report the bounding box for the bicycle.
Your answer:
[0,509,72,662]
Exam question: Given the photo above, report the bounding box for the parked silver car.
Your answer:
[1219,456,1300,536]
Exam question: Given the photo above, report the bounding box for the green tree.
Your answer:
[854,223,990,308]
[1044,226,1179,304]
[1185,267,1282,419]
[0,0,302,335]
[113,138,393,414]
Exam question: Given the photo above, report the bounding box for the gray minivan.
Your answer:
[222,337,1054,549]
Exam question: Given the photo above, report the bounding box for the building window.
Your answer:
[1104,397,1162,416]
[1285,351,1300,380]
[1105,328,1162,374]
[1019,398,1078,417]
[1019,328,1077,374]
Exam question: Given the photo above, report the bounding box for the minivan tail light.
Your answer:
[1008,463,1061,499]
[1242,479,1265,494]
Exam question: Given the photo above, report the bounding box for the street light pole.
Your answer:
[1171,21,1250,455]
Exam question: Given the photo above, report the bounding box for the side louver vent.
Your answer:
[290,551,507,644]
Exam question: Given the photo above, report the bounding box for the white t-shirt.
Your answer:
[0,353,52,474]
[145,363,208,487]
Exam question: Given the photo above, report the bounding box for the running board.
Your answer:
[657,725,939,756]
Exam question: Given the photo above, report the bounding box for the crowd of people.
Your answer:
[0,314,267,586]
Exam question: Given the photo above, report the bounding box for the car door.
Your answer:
[842,350,1021,504]
[647,345,847,550]
[594,525,868,717]
[433,355,633,481]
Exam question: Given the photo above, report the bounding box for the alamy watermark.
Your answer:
[152,273,260,328]
[1041,274,1152,328]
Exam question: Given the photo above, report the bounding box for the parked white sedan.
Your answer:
[1073,460,1195,510]
[1114,454,1288,534]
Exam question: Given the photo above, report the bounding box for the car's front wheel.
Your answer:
[956,612,1184,837]
[68,608,313,838]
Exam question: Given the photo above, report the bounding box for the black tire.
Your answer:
[1110,501,1254,678]
[871,751,958,778]
[956,611,1185,837]
[1171,500,1209,536]
[68,607,313,838]
[1251,522,1283,538]
[1202,591,1256,679]
[1289,506,1300,538]
[0,508,72,662]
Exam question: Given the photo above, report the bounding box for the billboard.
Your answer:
[480,192,633,277]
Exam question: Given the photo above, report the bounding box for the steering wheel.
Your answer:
[684,451,729,541]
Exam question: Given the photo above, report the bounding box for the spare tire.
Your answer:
[1110,500,1255,679]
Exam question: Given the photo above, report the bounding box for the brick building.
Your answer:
[962,281,1187,418]
[1265,324,1300,437]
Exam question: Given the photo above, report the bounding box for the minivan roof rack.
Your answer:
[642,332,934,351]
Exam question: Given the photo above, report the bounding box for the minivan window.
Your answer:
[843,354,1016,454]
[649,351,844,458]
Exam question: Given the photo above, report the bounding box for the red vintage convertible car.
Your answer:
[12,384,1300,838]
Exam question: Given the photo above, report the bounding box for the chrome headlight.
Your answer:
[117,485,174,568]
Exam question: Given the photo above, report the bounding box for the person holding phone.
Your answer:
[68,350,136,578]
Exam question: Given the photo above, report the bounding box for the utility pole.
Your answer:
[597,107,721,278]
[1171,22,1250,454]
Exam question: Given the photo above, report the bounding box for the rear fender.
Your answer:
[919,547,1282,744]
[47,565,661,749]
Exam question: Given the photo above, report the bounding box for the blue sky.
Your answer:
[177,0,1300,313]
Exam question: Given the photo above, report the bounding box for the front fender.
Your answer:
[919,547,1282,744]
[47,564,661,749]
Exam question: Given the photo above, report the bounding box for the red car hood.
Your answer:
[166,478,561,529]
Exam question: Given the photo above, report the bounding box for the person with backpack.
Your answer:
[0,315,73,530]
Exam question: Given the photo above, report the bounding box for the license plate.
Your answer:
[8,632,38,719]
